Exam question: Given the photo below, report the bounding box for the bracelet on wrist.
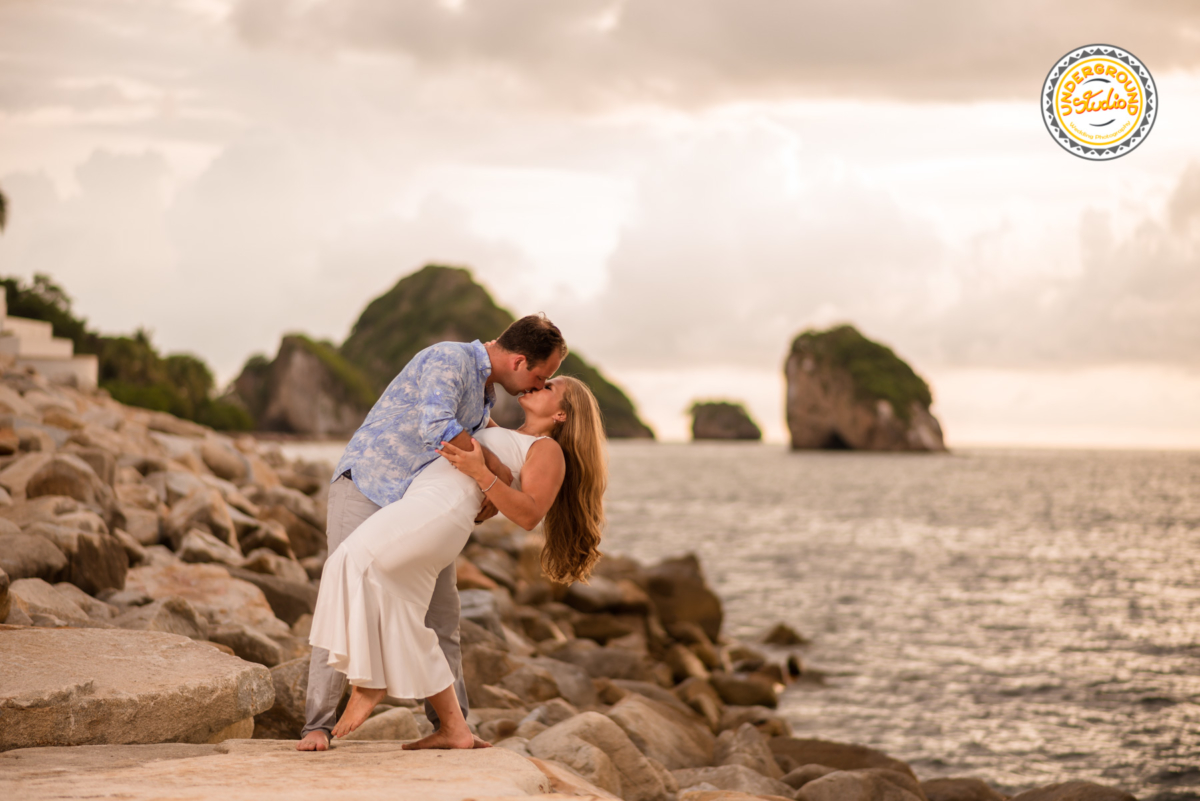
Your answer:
[481,475,499,493]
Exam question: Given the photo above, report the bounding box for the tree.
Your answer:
[0,186,7,233]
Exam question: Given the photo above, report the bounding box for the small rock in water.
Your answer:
[759,622,808,646]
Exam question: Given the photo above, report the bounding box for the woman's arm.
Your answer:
[438,437,565,531]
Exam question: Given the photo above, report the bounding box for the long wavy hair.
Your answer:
[541,376,607,584]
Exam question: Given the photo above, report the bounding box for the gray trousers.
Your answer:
[302,474,469,738]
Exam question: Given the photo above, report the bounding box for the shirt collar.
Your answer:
[469,339,492,379]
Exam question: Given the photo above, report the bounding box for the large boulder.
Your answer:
[0,532,67,582]
[7,577,93,624]
[709,671,778,708]
[253,655,311,739]
[163,488,237,551]
[672,765,796,798]
[714,722,784,779]
[124,563,289,637]
[25,454,118,514]
[785,324,946,451]
[922,777,1008,801]
[796,768,928,801]
[178,528,243,567]
[528,711,676,801]
[770,737,915,778]
[0,739,551,800]
[1010,781,1138,801]
[342,707,421,741]
[645,554,723,642]
[606,693,715,770]
[545,638,659,682]
[112,597,210,640]
[0,627,273,750]
[224,566,316,626]
[25,522,127,595]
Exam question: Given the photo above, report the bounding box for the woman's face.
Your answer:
[518,377,566,421]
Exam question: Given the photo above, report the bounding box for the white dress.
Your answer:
[308,427,544,698]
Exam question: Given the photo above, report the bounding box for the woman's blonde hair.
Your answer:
[542,376,607,584]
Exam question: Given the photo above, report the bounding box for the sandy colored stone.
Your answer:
[769,736,914,778]
[0,627,273,750]
[252,655,310,739]
[528,711,674,801]
[714,722,784,780]
[165,487,238,550]
[343,706,421,741]
[530,757,623,799]
[200,439,248,483]
[0,531,67,581]
[5,738,552,801]
[0,452,54,501]
[672,765,796,799]
[179,527,244,566]
[124,562,289,637]
[796,768,926,801]
[923,777,1008,801]
[26,522,128,594]
[8,577,91,622]
[607,693,714,770]
[1010,781,1137,801]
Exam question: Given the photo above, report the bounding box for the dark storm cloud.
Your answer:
[232,0,1200,105]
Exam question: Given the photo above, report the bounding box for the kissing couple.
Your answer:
[298,314,607,752]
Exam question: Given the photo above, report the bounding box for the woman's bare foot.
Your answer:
[472,735,493,749]
[331,686,387,738]
[296,730,330,751]
[401,725,475,750]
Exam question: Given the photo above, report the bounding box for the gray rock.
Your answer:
[497,661,561,704]
[521,698,579,729]
[8,577,91,622]
[112,596,210,640]
[252,654,310,739]
[528,711,675,801]
[672,765,795,798]
[797,768,927,801]
[0,532,67,581]
[720,706,792,737]
[710,671,778,708]
[460,588,507,639]
[164,487,237,550]
[1010,781,1137,801]
[646,554,723,642]
[25,454,120,525]
[607,693,715,770]
[119,506,161,547]
[528,656,597,708]
[240,548,309,584]
[546,638,658,682]
[922,777,1007,801]
[0,739,552,799]
[715,722,784,779]
[53,582,118,620]
[124,563,289,638]
[224,566,316,627]
[343,707,421,741]
[0,627,274,749]
[178,528,243,566]
[770,736,915,778]
[200,440,248,483]
[783,764,839,789]
[0,567,9,622]
[208,624,283,667]
[25,522,128,595]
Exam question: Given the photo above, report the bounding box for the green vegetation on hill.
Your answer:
[341,265,514,392]
[332,264,653,439]
[0,274,252,430]
[790,324,932,422]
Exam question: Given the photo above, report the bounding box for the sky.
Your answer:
[1,0,1198,446]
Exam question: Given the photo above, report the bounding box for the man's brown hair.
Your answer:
[497,314,567,367]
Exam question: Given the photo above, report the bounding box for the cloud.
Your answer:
[231,0,1200,106]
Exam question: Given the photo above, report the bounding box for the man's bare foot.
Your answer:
[472,735,492,749]
[296,730,330,752]
[331,686,387,738]
[401,726,475,750]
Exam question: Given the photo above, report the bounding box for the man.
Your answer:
[297,314,567,751]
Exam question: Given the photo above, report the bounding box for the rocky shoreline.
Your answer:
[0,364,1137,800]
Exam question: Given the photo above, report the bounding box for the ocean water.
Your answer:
[281,440,1200,797]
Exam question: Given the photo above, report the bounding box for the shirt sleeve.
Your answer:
[417,347,470,449]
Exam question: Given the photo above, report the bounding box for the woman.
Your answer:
[308,375,606,749]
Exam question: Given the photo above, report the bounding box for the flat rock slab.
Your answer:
[0,627,274,750]
[0,740,553,801]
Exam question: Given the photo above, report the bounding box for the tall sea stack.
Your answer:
[785,324,946,452]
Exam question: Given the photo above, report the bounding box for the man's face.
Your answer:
[509,352,562,395]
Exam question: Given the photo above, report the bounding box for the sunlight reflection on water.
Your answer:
[282,439,1200,796]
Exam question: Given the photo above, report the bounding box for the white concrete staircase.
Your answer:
[0,287,98,389]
